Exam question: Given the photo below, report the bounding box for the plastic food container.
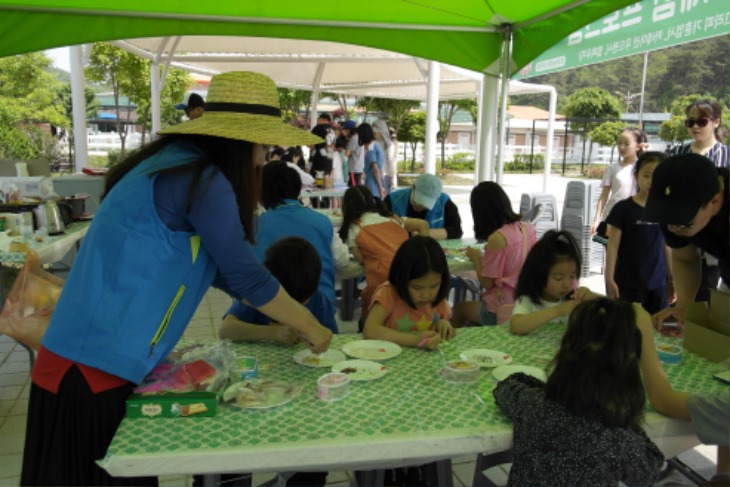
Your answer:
[656,343,683,365]
[230,356,258,382]
[442,360,480,384]
[317,372,351,401]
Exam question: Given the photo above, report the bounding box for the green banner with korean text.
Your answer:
[514,0,729,80]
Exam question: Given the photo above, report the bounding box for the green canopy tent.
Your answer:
[0,1,635,179]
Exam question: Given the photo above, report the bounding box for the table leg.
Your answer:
[353,469,384,487]
[341,277,357,321]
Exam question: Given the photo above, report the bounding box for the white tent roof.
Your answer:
[112,36,552,101]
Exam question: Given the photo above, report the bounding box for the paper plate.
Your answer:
[342,340,402,361]
[492,365,547,382]
[332,359,388,381]
[293,349,346,368]
[224,379,302,409]
[460,349,512,368]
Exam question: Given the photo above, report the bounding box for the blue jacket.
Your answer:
[388,188,449,229]
[43,142,218,384]
[255,200,336,303]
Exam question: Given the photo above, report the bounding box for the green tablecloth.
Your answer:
[101,325,728,477]
[0,220,91,267]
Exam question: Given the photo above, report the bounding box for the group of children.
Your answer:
[215,121,724,486]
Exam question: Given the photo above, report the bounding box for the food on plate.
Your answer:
[341,367,357,374]
[303,356,321,366]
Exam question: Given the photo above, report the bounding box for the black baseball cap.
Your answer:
[644,153,719,225]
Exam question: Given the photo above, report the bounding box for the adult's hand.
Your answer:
[652,306,686,334]
[298,325,332,354]
[605,280,620,300]
[632,303,654,337]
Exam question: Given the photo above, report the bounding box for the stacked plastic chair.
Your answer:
[520,192,559,239]
[560,181,604,277]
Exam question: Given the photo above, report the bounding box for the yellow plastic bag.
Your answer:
[0,251,64,350]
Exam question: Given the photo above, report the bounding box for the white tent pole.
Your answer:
[424,60,440,175]
[478,76,498,183]
[473,76,483,181]
[70,44,88,171]
[544,86,557,192]
[495,27,513,185]
[309,62,326,130]
[151,62,161,134]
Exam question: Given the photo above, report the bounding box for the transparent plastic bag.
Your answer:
[0,251,64,350]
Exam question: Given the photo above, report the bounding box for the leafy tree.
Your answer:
[397,111,426,171]
[354,97,420,135]
[0,52,68,161]
[277,88,312,125]
[85,43,147,157]
[134,68,191,144]
[588,121,627,163]
[561,87,622,163]
[437,99,475,169]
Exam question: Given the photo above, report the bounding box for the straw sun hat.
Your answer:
[159,71,323,146]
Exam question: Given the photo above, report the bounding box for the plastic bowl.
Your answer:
[317,372,351,401]
[442,360,480,384]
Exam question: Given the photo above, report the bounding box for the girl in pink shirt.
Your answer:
[363,236,455,349]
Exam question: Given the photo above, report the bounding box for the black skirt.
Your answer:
[21,365,158,486]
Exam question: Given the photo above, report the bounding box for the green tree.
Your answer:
[0,52,69,161]
[277,88,312,125]
[85,43,147,157]
[437,99,475,169]
[134,68,191,144]
[56,83,98,165]
[588,121,627,163]
[354,97,420,135]
[397,111,426,171]
[561,87,622,163]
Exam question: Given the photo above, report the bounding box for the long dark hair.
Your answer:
[388,236,450,308]
[546,298,645,429]
[338,185,392,242]
[514,230,582,305]
[105,134,260,244]
[357,123,375,147]
[470,181,520,242]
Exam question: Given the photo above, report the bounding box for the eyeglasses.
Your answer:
[684,117,710,128]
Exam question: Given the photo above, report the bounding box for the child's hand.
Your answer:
[574,286,596,302]
[433,319,456,340]
[271,324,300,345]
[465,247,481,262]
[416,331,442,350]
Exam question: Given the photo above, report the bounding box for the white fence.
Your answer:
[87,132,146,156]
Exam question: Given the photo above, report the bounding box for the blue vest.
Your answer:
[389,188,449,229]
[255,200,336,303]
[43,141,217,384]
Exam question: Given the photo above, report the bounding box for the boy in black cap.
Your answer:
[175,92,205,120]
[644,153,729,327]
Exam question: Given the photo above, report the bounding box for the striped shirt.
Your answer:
[672,141,730,168]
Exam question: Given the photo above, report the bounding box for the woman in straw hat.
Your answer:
[21,72,332,486]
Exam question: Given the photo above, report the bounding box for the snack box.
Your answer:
[126,389,223,419]
[683,289,730,363]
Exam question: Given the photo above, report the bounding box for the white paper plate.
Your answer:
[224,380,302,409]
[293,349,346,368]
[342,340,402,361]
[492,365,547,382]
[460,349,512,368]
[332,359,388,381]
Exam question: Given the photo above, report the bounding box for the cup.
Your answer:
[317,372,350,401]
[442,360,480,384]
[655,332,683,365]
[230,356,258,382]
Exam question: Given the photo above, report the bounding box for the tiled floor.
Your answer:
[0,174,720,486]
